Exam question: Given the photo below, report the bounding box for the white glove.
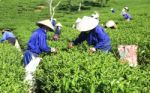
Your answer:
[51,47,56,52]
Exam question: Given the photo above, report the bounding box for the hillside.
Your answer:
[0,0,149,92]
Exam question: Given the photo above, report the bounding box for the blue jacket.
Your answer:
[73,25,111,51]
[51,19,56,27]
[27,28,51,54]
[123,13,132,20]
[0,31,16,42]
[55,26,61,35]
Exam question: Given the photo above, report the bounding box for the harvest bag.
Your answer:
[15,39,22,51]
[25,55,42,83]
[118,45,138,67]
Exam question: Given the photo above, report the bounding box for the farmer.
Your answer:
[68,16,112,53]
[50,18,63,40]
[51,18,57,27]
[91,11,99,20]
[105,20,117,29]
[53,23,63,40]
[23,19,57,66]
[121,6,132,21]
[0,29,16,45]
[111,8,115,13]
[0,29,21,51]
[23,19,57,82]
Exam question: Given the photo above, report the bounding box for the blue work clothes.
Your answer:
[0,31,15,42]
[51,19,56,27]
[112,10,115,13]
[23,50,38,66]
[23,28,51,66]
[55,26,61,35]
[27,28,51,55]
[73,25,112,52]
[123,13,132,20]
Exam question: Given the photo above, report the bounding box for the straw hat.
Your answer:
[75,18,82,23]
[91,14,99,19]
[37,19,55,30]
[105,20,117,28]
[3,28,11,32]
[76,16,99,32]
[124,7,129,11]
[111,8,114,10]
[56,23,62,27]
[72,18,81,28]
[124,7,129,10]
[50,18,57,21]
[1,28,12,34]
[91,12,99,19]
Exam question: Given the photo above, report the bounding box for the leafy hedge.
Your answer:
[0,43,27,93]
[34,27,150,93]
[35,51,150,92]
[0,0,149,92]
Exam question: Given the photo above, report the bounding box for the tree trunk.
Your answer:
[68,0,72,11]
[78,2,82,11]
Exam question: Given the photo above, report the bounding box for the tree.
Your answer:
[48,0,61,19]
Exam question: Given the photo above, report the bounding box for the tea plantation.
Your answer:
[0,0,149,92]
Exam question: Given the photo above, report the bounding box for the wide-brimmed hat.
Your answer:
[91,14,99,19]
[37,19,55,30]
[56,23,62,27]
[75,18,82,23]
[76,16,99,32]
[124,7,129,11]
[3,28,11,32]
[110,8,114,10]
[1,28,12,34]
[91,11,99,19]
[105,20,117,28]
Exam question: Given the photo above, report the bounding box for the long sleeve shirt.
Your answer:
[27,28,51,54]
[55,26,61,35]
[121,8,126,15]
[121,9,132,20]
[73,25,111,51]
[0,31,15,42]
[51,19,56,27]
[123,13,132,20]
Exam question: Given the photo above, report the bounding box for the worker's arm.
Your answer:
[0,32,7,42]
[73,32,87,45]
[39,34,51,53]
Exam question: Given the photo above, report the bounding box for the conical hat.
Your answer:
[76,16,99,32]
[75,18,82,23]
[37,19,54,30]
[91,11,99,19]
[106,20,116,28]
[91,14,99,19]
[56,23,62,27]
[124,7,129,10]
[111,8,114,10]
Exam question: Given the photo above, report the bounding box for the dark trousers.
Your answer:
[7,37,16,46]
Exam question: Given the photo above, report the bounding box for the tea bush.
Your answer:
[0,43,27,93]
[0,0,149,92]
